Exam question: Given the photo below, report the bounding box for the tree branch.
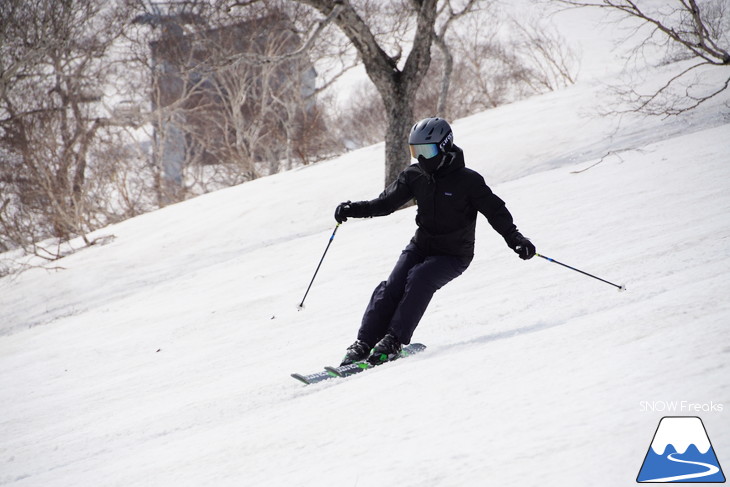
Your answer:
[221,3,344,67]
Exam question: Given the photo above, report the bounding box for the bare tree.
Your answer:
[0,0,137,255]
[448,13,532,111]
[229,1,575,186]
[199,10,331,176]
[333,3,578,147]
[556,0,730,115]
[292,0,440,187]
[433,0,481,119]
[509,15,579,92]
[131,1,340,203]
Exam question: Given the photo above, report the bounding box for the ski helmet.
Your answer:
[408,117,453,160]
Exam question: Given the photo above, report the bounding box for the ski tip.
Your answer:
[290,373,310,385]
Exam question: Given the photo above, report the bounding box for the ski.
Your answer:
[325,342,427,378]
[290,343,427,385]
[290,370,334,385]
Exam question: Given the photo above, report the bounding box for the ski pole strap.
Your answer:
[536,253,626,292]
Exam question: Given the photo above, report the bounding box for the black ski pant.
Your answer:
[357,242,471,346]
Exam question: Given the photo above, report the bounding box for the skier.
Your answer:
[334,117,536,366]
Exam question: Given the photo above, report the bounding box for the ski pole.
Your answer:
[536,253,626,292]
[297,223,341,310]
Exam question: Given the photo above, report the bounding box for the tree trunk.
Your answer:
[382,86,414,187]
[296,0,438,186]
[434,35,453,119]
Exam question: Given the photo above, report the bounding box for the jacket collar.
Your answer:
[434,145,465,177]
[414,145,465,180]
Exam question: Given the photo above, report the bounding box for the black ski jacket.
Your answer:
[351,146,519,258]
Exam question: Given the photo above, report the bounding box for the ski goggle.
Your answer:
[409,143,440,160]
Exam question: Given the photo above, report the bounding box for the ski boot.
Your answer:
[340,340,371,366]
[367,333,402,366]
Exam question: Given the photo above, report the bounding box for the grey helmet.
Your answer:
[408,117,453,160]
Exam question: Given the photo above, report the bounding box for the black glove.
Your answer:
[507,232,536,260]
[335,201,355,223]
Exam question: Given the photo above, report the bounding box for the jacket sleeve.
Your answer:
[469,175,518,241]
[351,170,414,218]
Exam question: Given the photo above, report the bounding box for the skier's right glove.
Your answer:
[335,201,355,223]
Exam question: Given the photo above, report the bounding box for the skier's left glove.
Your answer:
[507,232,536,260]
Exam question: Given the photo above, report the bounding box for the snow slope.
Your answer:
[2,21,730,487]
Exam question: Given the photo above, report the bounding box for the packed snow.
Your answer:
[1,6,729,487]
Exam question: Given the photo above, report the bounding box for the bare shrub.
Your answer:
[556,0,730,116]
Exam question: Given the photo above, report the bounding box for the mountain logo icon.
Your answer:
[637,416,726,483]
